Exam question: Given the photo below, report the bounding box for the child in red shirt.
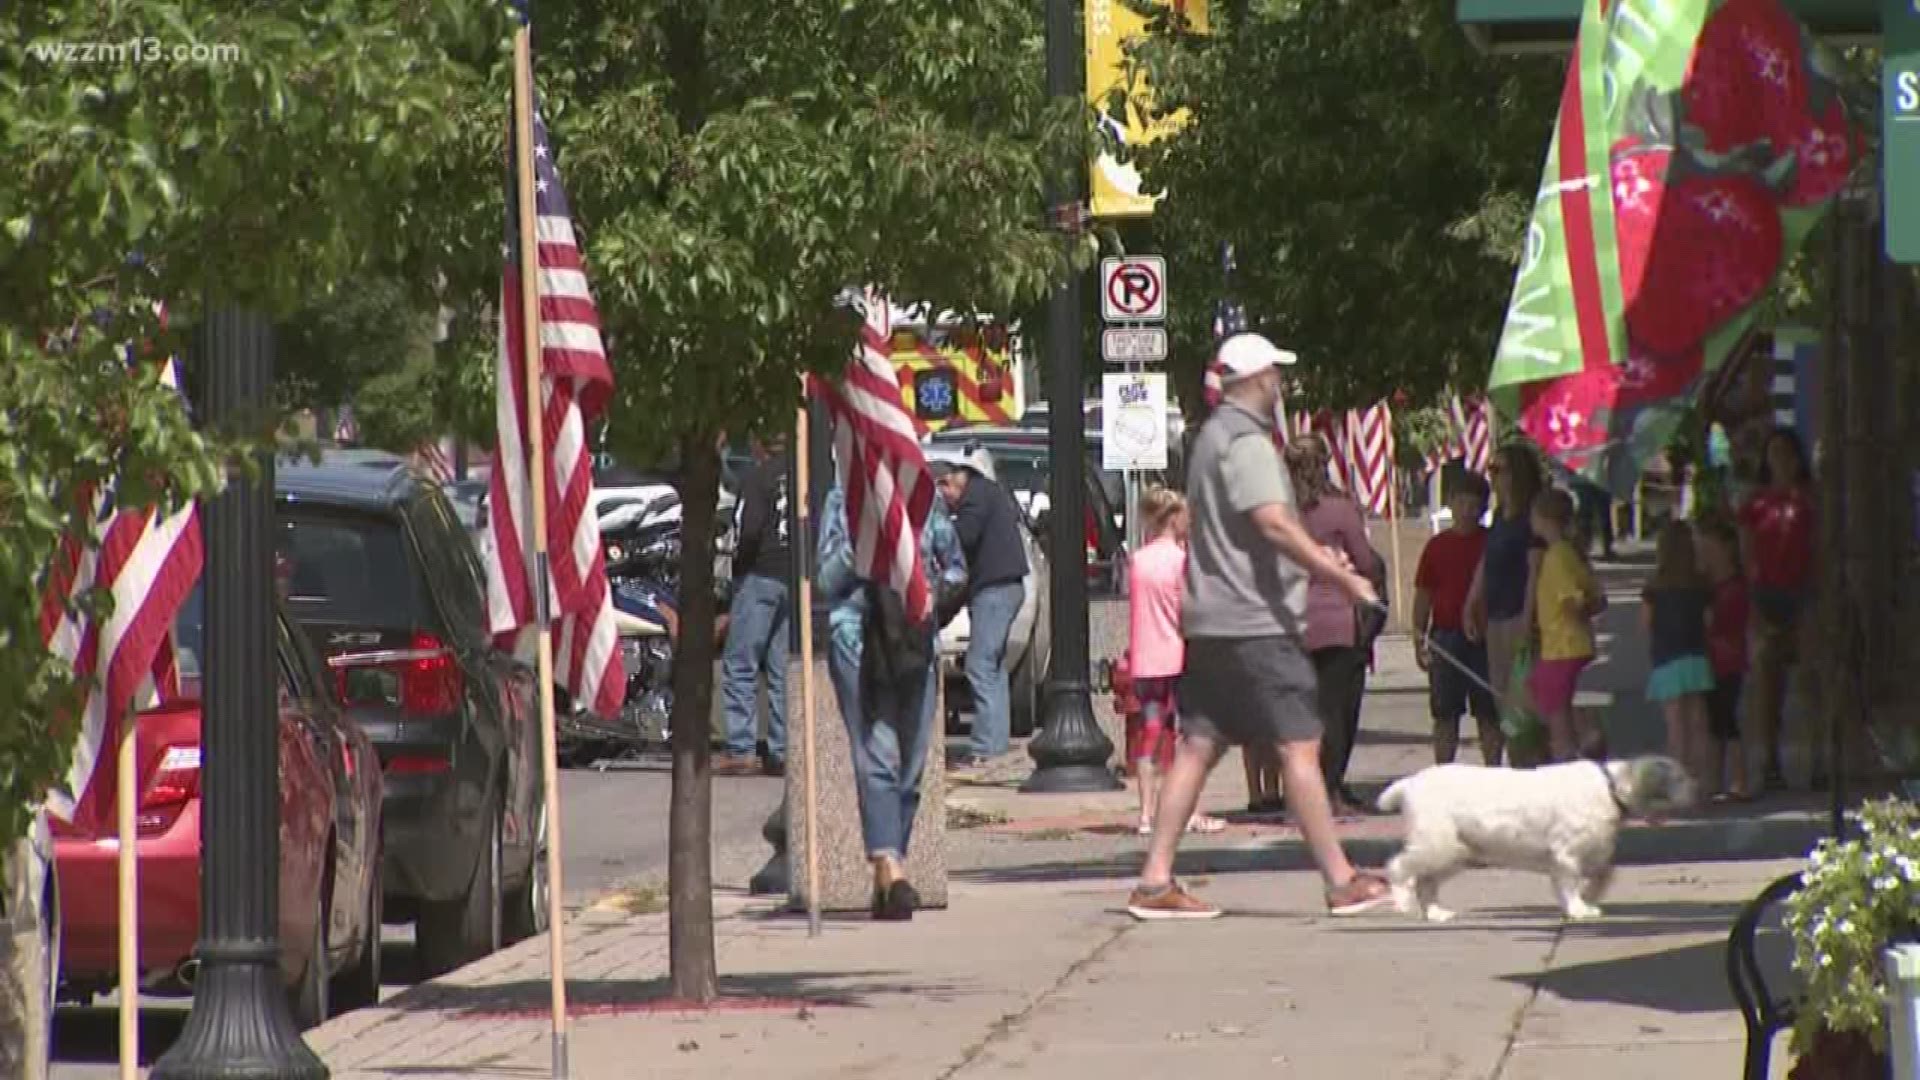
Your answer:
[1412,473,1502,766]
[1697,517,1750,801]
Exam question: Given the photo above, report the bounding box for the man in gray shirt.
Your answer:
[1128,333,1392,921]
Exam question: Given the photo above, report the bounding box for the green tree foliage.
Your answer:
[1,4,507,1047]
[462,0,1084,999]
[1124,0,1562,410]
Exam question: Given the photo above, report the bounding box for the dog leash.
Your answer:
[1358,599,1522,712]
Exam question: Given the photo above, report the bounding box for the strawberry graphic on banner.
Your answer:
[1487,0,1851,493]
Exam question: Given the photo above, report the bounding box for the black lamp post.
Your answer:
[152,311,327,1080]
[1023,0,1121,794]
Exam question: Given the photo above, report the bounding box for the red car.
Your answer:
[53,587,385,1028]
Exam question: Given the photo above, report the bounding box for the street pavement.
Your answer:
[48,756,785,1078]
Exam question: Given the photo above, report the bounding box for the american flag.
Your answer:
[1347,402,1395,516]
[808,290,936,623]
[1425,393,1491,476]
[39,325,202,832]
[413,438,455,485]
[483,98,624,720]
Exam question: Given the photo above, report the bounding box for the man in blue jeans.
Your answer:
[719,438,792,776]
[935,458,1029,769]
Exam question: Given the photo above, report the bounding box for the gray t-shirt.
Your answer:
[1182,402,1308,639]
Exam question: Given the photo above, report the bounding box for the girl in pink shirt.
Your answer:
[1128,488,1225,835]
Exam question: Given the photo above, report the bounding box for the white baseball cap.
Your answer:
[1215,333,1297,381]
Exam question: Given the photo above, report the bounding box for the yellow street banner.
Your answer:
[1086,0,1207,219]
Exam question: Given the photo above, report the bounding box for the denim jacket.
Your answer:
[816,486,967,656]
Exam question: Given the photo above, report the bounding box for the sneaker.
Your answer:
[1126,880,1222,921]
[1326,871,1393,916]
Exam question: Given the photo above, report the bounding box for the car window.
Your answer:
[276,508,429,630]
[408,491,488,643]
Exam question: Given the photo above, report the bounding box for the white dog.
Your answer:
[1376,756,1696,923]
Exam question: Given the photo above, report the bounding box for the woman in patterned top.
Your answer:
[817,482,968,921]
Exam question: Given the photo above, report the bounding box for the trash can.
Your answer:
[1883,943,1920,1079]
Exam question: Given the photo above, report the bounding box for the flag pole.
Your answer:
[1386,463,1408,631]
[794,387,822,938]
[512,24,571,1079]
[116,706,139,1080]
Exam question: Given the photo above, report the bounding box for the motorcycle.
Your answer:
[557,510,733,767]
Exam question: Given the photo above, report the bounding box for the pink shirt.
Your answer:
[1127,537,1186,679]
[1300,496,1375,653]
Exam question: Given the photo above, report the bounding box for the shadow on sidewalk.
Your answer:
[388,969,963,1020]
[1500,936,1736,1015]
[1321,898,1743,939]
[954,811,1824,886]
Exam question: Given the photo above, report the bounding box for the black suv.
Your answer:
[276,450,544,976]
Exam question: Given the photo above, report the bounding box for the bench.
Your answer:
[1726,871,1805,1080]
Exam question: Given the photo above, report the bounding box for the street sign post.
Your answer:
[1889,0,1920,263]
[1099,256,1167,322]
[1101,326,1168,364]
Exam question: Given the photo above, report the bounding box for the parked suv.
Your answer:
[276,449,544,977]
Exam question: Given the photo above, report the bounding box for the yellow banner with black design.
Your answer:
[1086,0,1208,219]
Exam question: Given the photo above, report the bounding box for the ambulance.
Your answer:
[885,304,1025,433]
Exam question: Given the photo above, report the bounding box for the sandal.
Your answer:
[1185,814,1227,834]
[1137,818,1154,836]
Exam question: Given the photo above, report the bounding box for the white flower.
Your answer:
[1838,919,1856,934]
[1821,953,1835,967]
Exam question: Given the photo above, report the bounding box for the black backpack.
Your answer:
[861,583,934,699]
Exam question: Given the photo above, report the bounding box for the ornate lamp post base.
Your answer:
[1022,681,1120,793]
[151,944,326,1080]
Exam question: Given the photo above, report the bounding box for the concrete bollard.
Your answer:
[783,656,947,912]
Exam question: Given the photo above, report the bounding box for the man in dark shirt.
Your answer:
[719,437,793,776]
[936,454,1030,767]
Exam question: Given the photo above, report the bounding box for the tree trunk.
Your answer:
[0,817,53,1080]
[667,431,721,1003]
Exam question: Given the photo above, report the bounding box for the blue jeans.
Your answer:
[965,580,1025,759]
[721,573,790,759]
[827,630,936,860]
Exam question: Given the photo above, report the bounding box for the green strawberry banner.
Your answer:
[1487,0,1854,494]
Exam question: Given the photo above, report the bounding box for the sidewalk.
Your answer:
[306,591,1830,1079]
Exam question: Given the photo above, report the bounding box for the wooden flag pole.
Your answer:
[1386,467,1408,631]
[795,391,822,938]
[116,709,138,1080]
[513,26,571,1080]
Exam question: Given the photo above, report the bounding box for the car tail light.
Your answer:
[330,632,462,716]
[138,746,201,835]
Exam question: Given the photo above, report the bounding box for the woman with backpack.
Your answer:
[1284,433,1385,817]
[817,482,968,921]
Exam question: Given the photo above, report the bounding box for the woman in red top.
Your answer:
[1736,428,1817,792]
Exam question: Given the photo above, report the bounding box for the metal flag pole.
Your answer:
[116,706,139,1080]
[512,22,572,1079]
[794,387,822,937]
